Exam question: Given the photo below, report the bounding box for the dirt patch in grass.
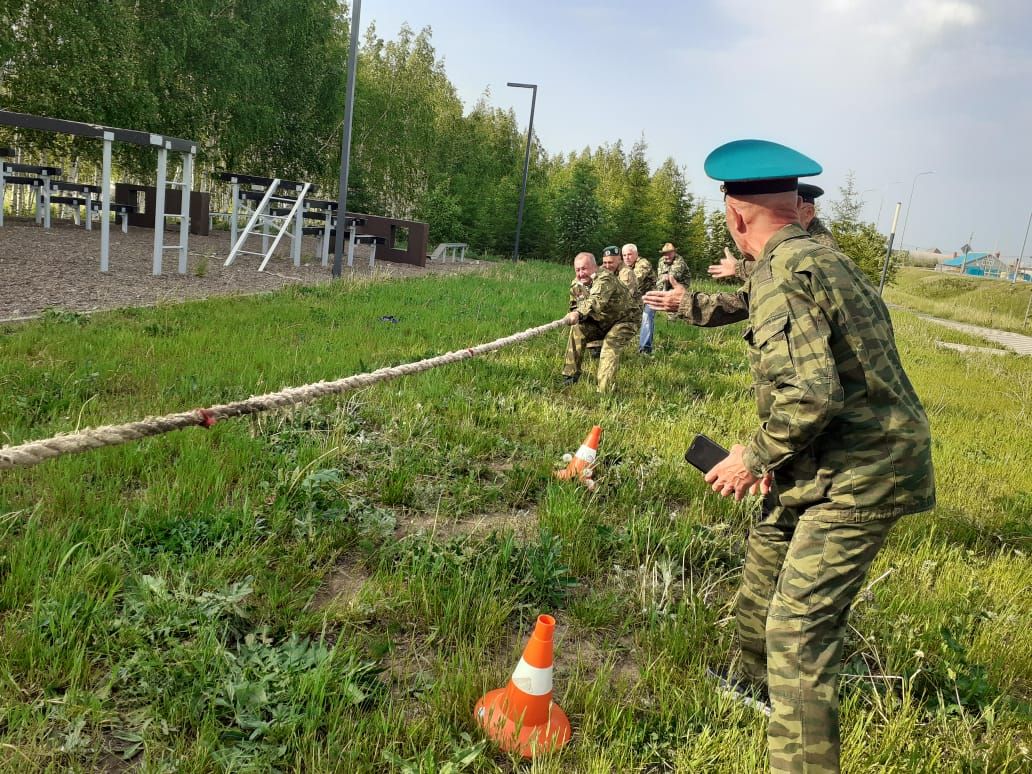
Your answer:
[379,632,441,705]
[553,623,641,685]
[310,509,539,613]
[0,218,490,319]
[396,508,539,541]
[310,559,371,611]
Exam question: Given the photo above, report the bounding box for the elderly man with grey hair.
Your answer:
[622,243,657,353]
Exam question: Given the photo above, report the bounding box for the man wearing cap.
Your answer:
[602,244,638,297]
[656,242,691,291]
[798,183,838,249]
[709,183,839,282]
[622,243,658,353]
[651,140,935,773]
[561,251,639,393]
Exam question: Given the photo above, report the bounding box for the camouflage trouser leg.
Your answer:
[736,503,899,774]
[562,322,604,378]
[736,494,792,688]
[596,321,636,393]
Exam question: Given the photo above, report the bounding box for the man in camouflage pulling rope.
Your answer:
[648,139,935,774]
[562,251,639,392]
[602,244,638,297]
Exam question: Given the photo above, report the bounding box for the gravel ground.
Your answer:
[0,218,487,319]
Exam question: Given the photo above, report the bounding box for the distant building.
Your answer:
[939,251,1010,277]
[909,249,944,267]
[1008,266,1032,282]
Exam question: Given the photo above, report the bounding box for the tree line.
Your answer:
[1,1,894,280]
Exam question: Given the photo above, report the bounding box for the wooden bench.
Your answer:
[90,200,137,233]
[429,242,468,262]
[45,180,101,227]
[1,162,61,226]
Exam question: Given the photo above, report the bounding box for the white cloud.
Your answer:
[715,0,985,75]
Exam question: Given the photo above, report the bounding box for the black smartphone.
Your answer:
[684,434,729,474]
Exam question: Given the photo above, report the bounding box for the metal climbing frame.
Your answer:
[0,110,197,274]
[223,179,312,271]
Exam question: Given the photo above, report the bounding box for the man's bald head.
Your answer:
[724,190,801,257]
[725,190,800,219]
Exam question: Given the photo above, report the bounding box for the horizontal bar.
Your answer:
[215,171,315,190]
[0,109,197,152]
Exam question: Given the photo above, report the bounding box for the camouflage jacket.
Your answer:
[731,225,934,518]
[735,257,756,282]
[807,217,839,249]
[617,264,638,298]
[569,278,590,311]
[656,253,691,290]
[733,218,836,279]
[675,289,750,327]
[631,257,656,297]
[570,268,640,327]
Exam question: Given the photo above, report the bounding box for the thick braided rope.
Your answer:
[1,318,570,471]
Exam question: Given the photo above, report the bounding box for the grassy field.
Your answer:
[884,267,1032,333]
[1,264,1030,772]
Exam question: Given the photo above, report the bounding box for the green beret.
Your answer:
[602,245,620,258]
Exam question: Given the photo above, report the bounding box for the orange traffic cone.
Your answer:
[474,614,571,757]
[553,425,601,490]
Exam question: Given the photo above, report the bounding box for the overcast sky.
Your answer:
[363,0,1032,258]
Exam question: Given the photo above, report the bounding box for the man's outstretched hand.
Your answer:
[643,275,685,312]
[707,247,739,279]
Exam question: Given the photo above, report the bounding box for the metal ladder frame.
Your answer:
[223,179,311,271]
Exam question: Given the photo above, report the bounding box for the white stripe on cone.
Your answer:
[510,657,553,696]
[574,444,597,464]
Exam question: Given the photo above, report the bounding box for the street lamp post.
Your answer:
[332,0,362,278]
[1013,207,1032,285]
[878,201,903,296]
[507,82,537,263]
[898,171,934,257]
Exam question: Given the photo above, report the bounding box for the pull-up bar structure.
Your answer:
[0,110,198,274]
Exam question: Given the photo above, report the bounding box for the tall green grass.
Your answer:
[885,267,1032,333]
[0,264,1029,771]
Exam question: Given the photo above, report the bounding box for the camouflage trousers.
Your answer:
[736,498,899,773]
[562,320,637,393]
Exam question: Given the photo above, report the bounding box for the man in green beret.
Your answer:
[562,251,639,393]
[602,244,638,297]
[649,139,935,774]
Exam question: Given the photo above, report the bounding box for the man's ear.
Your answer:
[727,203,747,239]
